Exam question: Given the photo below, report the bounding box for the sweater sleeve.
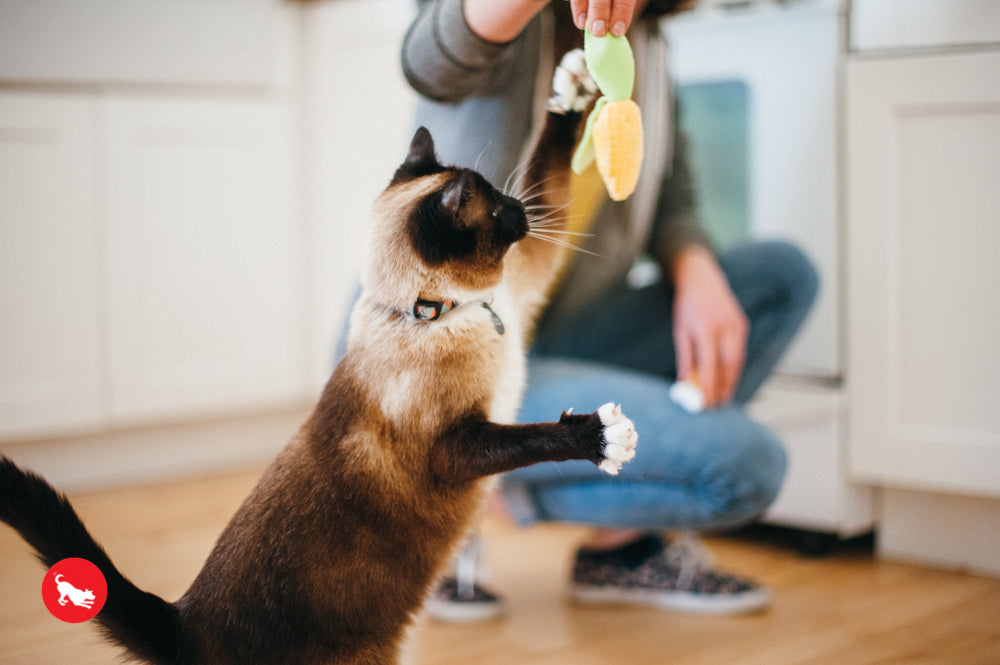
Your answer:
[648,119,714,269]
[401,0,527,103]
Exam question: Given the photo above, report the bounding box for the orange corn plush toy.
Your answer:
[571,28,643,201]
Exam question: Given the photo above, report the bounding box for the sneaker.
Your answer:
[423,535,508,623]
[424,576,508,623]
[570,532,771,615]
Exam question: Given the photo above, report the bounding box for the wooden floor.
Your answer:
[1,467,998,665]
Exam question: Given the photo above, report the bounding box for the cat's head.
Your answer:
[361,127,528,312]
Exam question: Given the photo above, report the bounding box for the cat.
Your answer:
[0,50,636,665]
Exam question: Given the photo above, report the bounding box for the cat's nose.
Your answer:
[509,207,529,239]
[496,204,528,243]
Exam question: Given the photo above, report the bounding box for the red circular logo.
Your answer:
[42,558,107,623]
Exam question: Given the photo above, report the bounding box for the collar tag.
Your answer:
[482,302,505,335]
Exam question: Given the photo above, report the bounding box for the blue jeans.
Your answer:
[501,240,819,532]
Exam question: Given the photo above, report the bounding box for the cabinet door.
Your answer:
[300,0,417,389]
[103,96,305,425]
[0,93,104,440]
[847,51,1000,496]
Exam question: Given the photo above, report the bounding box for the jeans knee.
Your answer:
[763,240,820,310]
[700,432,787,527]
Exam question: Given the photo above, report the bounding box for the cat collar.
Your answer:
[409,298,505,335]
[410,298,456,322]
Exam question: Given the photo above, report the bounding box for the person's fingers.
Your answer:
[585,0,613,36]
[674,326,696,384]
[717,328,747,404]
[568,0,638,36]
[694,332,722,408]
[608,0,637,36]
[569,0,589,30]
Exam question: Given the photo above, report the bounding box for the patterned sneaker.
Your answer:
[570,532,770,615]
[424,576,508,623]
[423,535,508,623]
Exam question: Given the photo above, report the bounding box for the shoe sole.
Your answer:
[422,598,509,624]
[570,584,771,615]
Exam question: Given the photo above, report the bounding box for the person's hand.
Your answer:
[670,246,748,408]
[464,1,555,43]
[570,0,645,36]
[465,1,646,44]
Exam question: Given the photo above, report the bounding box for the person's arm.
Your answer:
[464,0,551,43]
[401,0,647,103]
[668,245,748,409]
[401,0,532,103]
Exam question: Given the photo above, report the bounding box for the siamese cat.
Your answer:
[0,50,636,665]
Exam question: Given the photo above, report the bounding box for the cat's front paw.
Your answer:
[596,402,637,475]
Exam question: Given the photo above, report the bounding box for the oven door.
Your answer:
[663,1,844,380]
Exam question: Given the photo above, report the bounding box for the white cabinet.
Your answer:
[0,1,309,451]
[847,49,1000,573]
[299,0,417,388]
[103,96,303,424]
[0,93,104,440]
[846,50,1000,497]
[754,379,874,538]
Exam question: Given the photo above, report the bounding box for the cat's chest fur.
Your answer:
[359,280,525,430]
[470,282,525,425]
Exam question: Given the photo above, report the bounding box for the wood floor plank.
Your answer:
[1,467,998,664]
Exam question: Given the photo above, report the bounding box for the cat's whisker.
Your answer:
[524,202,563,211]
[527,213,591,234]
[528,228,594,238]
[526,199,573,218]
[504,158,533,197]
[527,208,580,230]
[524,203,571,218]
[525,230,602,257]
[517,175,561,201]
[473,141,494,173]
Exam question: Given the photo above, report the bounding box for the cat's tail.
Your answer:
[0,455,182,664]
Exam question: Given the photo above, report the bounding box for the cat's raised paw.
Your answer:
[596,402,637,475]
[547,48,598,114]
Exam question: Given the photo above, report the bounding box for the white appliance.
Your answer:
[663,0,875,543]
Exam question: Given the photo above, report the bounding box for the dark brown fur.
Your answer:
[0,100,624,664]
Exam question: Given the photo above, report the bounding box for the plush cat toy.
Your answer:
[571,27,644,201]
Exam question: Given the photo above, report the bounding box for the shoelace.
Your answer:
[454,534,484,601]
[662,531,715,590]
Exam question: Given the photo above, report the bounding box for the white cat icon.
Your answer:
[54,573,97,609]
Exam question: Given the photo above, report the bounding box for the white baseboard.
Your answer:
[0,406,312,493]
[879,488,1000,577]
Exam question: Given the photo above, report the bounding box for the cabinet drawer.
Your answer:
[851,0,1000,54]
[0,0,277,86]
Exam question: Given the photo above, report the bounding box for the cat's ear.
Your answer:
[440,172,468,222]
[390,127,443,185]
[405,127,436,167]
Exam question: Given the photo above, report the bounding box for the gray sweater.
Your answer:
[400,0,710,328]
